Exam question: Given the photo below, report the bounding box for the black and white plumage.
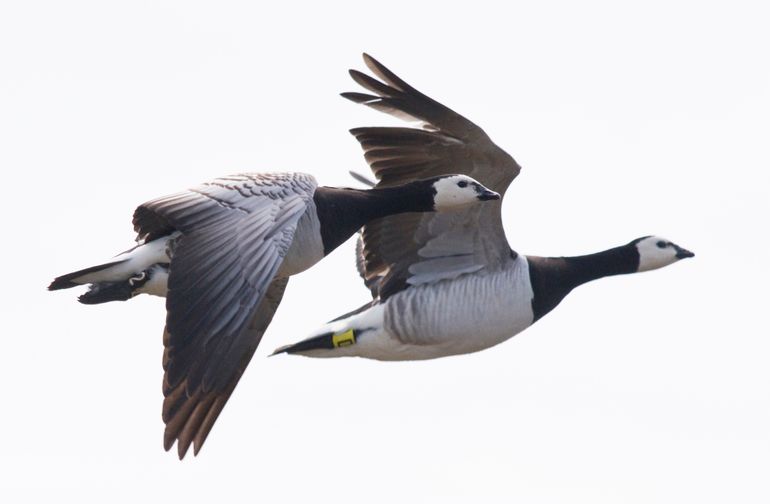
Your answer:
[49,171,499,458]
[275,54,694,361]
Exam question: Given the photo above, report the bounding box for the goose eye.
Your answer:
[656,241,667,248]
[457,180,468,188]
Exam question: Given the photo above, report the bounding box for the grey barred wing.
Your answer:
[133,172,316,457]
[161,277,289,458]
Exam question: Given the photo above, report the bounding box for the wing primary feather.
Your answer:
[362,53,413,92]
[162,379,187,423]
[193,395,229,456]
[176,396,217,459]
[162,278,290,458]
[163,385,198,451]
[348,69,397,97]
[340,91,379,104]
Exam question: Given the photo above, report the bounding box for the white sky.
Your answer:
[1,1,768,502]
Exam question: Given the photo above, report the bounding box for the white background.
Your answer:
[1,1,768,502]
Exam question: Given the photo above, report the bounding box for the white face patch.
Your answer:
[431,175,497,211]
[635,236,687,272]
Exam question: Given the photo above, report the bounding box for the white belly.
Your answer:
[382,257,534,359]
[303,256,536,361]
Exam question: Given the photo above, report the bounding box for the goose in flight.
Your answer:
[49,171,499,458]
[274,54,694,360]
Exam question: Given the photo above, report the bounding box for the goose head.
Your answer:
[632,236,694,272]
[428,174,500,211]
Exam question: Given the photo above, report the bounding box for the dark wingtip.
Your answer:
[362,52,377,67]
[176,436,193,460]
[339,91,360,102]
[359,53,411,93]
[48,278,77,291]
[340,91,377,104]
[163,433,174,453]
[163,428,193,461]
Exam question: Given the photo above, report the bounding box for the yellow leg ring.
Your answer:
[332,329,356,348]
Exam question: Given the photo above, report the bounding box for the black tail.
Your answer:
[77,281,134,304]
[48,259,127,291]
[272,329,358,356]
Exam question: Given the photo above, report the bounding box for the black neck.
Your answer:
[527,243,639,321]
[313,184,434,255]
[561,244,639,286]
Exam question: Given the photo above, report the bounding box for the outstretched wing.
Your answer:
[343,54,521,300]
[133,172,316,458]
[161,277,289,458]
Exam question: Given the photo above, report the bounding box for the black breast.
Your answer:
[312,188,379,255]
[526,256,575,322]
